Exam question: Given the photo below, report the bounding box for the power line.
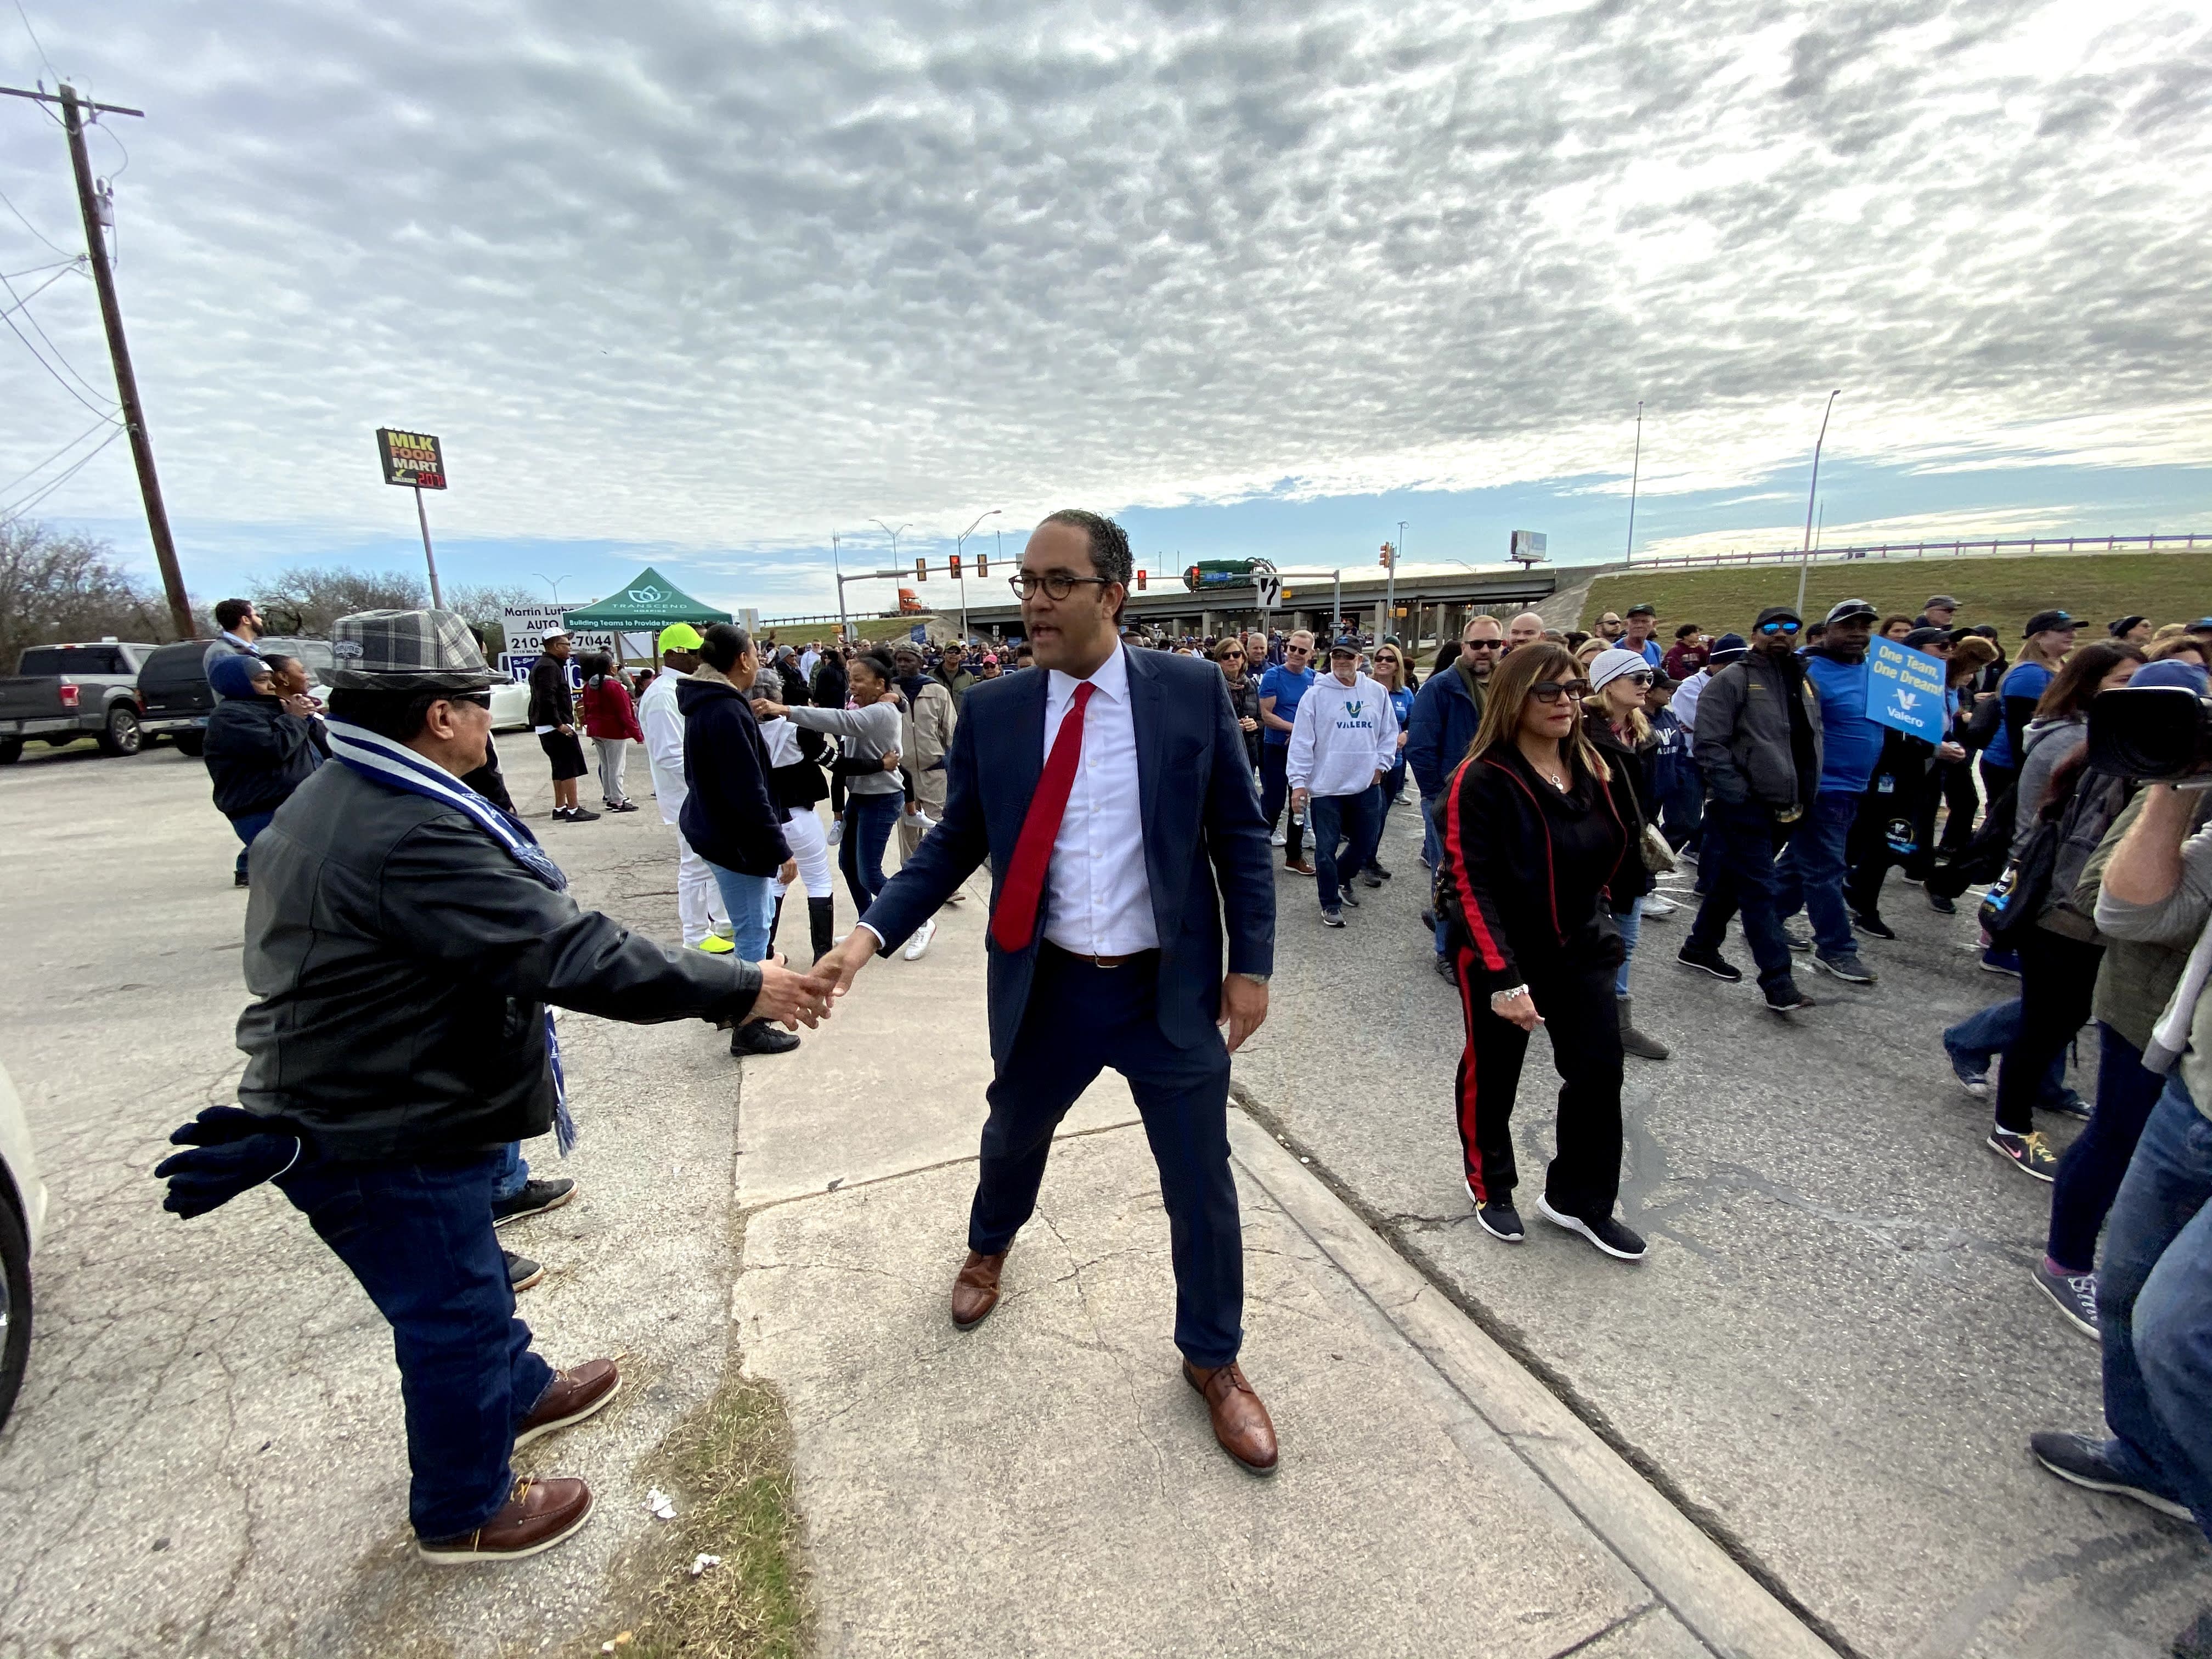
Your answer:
[0,289,117,418]
[0,408,116,498]
[2,255,77,280]
[0,422,122,524]
[0,257,72,317]
[0,265,112,402]
[0,180,71,257]
[11,0,54,84]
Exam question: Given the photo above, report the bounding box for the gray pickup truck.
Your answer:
[0,640,159,763]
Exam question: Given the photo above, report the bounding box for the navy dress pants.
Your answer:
[970,946,1243,1369]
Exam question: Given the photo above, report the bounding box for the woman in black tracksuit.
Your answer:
[1435,640,1643,1261]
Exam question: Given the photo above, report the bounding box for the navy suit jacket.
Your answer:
[860,648,1276,1065]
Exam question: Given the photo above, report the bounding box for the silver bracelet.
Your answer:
[1489,984,1531,1009]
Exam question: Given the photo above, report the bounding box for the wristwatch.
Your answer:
[1230,972,1271,985]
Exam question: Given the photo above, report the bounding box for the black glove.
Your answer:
[155,1107,303,1220]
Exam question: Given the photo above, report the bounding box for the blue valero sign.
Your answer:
[1866,638,1948,740]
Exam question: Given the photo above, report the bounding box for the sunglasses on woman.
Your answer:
[1530,679,1592,703]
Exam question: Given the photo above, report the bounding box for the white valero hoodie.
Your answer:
[1287,670,1401,796]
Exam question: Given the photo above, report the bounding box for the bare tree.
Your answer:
[0,520,175,669]
[443,581,540,656]
[247,566,428,639]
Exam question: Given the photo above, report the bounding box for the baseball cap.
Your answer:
[1925,594,1959,609]
[1327,641,1359,658]
[1709,633,1750,662]
[657,622,705,653]
[1625,602,1656,617]
[539,625,569,642]
[1646,669,1678,691]
[2109,616,2149,637]
[1825,598,1879,625]
[2024,610,2076,636]
[1753,605,1802,631]
[2132,659,2209,693]
[1588,647,1651,691]
[1903,627,1950,651]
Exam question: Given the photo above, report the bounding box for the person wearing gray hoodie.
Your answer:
[1288,642,1400,923]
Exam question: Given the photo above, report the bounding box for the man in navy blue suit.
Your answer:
[817,510,1280,1473]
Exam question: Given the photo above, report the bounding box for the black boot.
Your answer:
[768,894,786,953]
[808,896,835,963]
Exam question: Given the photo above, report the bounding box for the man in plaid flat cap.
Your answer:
[215,609,833,1564]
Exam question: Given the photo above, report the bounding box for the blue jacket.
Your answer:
[1406,665,1482,801]
[860,647,1275,1064]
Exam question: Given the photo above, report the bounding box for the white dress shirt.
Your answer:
[1042,646,1159,957]
[637,666,690,823]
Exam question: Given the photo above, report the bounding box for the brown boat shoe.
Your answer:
[1183,1359,1279,1475]
[513,1358,621,1450]
[950,1249,1008,1329]
[416,1475,594,1564]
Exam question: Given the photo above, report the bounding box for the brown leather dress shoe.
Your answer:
[1183,1359,1279,1475]
[416,1475,594,1564]
[513,1358,621,1449]
[950,1249,1008,1329]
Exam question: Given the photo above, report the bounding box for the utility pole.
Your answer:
[1793,391,1842,619]
[831,534,848,641]
[1625,401,1643,562]
[1389,521,1405,642]
[1,83,190,638]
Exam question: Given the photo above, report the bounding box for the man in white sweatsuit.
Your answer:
[637,623,732,952]
[1288,640,1401,926]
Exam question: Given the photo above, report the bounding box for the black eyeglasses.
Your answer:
[1009,572,1113,601]
[1530,680,1592,703]
[1758,620,1802,635]
[452,691,493,708]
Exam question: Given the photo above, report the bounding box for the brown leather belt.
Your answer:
[1048,946,1154,969]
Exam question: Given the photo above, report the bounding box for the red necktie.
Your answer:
[991,681,1096,952]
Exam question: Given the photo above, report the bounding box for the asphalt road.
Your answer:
[1228,798,2212,1658]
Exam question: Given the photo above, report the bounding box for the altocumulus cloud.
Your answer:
[3,0,2207,549]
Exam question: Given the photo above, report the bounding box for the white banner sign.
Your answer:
[501,605,617,659]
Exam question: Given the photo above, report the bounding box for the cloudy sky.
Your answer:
[3,0,2208,616]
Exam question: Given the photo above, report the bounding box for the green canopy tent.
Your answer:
[561,567,732,664]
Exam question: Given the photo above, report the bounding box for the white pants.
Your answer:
[675,827,729,945]
[778,804,835,899]
[592,736,631,805]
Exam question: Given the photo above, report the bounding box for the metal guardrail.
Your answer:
[1627,532,2207,572]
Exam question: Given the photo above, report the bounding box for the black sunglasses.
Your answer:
[1530,679,1592,703]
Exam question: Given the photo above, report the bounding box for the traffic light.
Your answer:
[1379,541,1393,567]
[1136,568,1148,590]
[915,556,927,582]
[975,553,988,578]
[950,554,962,578]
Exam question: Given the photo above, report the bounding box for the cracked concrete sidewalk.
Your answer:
[732,890,1830,1658]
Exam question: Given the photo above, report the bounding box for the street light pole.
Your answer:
[534,572,574,603]
[1793,390,1842,619]
[1389,521,1405,642]
[1625,400,1643,562]
[831,534,848,641]
[952,509,1001,642]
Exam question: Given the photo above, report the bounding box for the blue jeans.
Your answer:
[2048,1025,2167,1272]
[275,1149,554,1539]
[1427,795,1451,960]
[1775,788,1860,957]
[1942,997,2067,1104]
[229,809,276,879]
[839,792,901,916]
[1308,785,1383,911]
[1657,755,1703,850]
[707,862,776,961]
[1613,900,1641,998]
[2096,1076,2212,1539]
[1686,799,1801,996]
[492,1142,528,1204]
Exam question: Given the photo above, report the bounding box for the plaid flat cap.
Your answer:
[326,608,501,691]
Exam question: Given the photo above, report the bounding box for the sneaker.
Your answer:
[2029,1431,2192,1520]
[1640,894,1679,917]
[417,1475,595,1564]
[2032,1262,2101,1340]
[1988,1127,2059,1182]
[504,1249,544,1293]
[1284,859,1317,877]
[1321,907,1345,928]
[563,806,602,824]
[1475,1200,1525,1243]
[1764,983,1816,1014]
[1945,1045,1992,1099]
[1269,826,1288,848]
[825,819,843,847]
[1980,947,2022,977]
[1852,912,1897,940]
[902,917,937,961]
[1813,950,1876,985]
[1433,953,1457,986]
[1676,942,1743,983]
[1782,924,1814,952]
[1420,908,1438,932]
[1365,862,1392,881]
[233,869,251,888]
[512,1358,622,1448]
[2042,1088,2093,1122]
[1337,888,1360,908]
[1927,889,1956,915]
[693,934,736,955]
[1536,1195,1647,1261]
[732,1021,802,1056]
[549,806,573,822]
[493,1177,577,1228]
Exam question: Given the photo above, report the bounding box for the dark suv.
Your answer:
[136,641,217,756]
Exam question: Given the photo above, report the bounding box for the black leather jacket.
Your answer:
[236,761,760,1160]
